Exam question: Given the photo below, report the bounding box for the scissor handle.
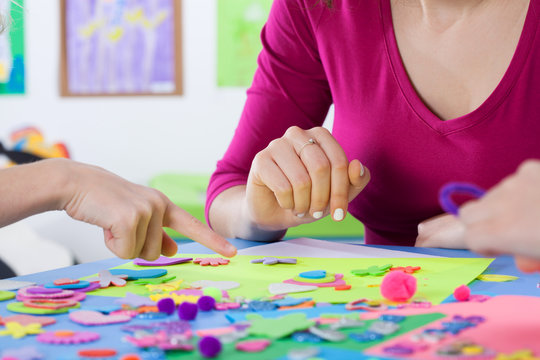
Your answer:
[439,182,486,215]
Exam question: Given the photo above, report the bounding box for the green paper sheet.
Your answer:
[83,255,492,305]
[164,312,445,360]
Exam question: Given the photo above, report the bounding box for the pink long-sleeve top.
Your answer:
[207,0,540,246]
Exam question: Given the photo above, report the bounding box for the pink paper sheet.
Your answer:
[365,296,540,358]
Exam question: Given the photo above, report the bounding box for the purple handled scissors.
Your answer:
[439,182,486,215]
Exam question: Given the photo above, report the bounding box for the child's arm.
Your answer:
[0,158,236,260]
[458,159,540,272]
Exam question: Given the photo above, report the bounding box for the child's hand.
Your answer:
[60,160,236,260]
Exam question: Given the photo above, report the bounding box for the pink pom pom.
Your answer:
[453,284,470,301]
[380,271,417,302]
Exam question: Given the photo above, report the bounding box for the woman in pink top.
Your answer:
[207,0,540,249]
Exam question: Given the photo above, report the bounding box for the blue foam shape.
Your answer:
[109,268,167,280]
[82,304,122,314]
[299,270,327,279]
[44,280,91,289]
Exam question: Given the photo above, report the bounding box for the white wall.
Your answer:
[1,0,246,183]
[0,0,250,265]
[0,0,334,268]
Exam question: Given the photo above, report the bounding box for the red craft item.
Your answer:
[54,278,80,286]
[78,349,117,358]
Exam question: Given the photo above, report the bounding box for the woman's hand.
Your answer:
[60,161,236,260]
[244,126,370,232]
[415,213,466,248]
[457,160,540,266]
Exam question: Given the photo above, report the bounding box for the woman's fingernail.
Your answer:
[359,162,365,177]
[313,211,323,219]
[297,213,305,218]
[333,208,344,221]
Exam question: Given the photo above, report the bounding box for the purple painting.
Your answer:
[65,0,178,95]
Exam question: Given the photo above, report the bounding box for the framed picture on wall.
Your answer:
[0,0,25,95]
[60,0,182,96]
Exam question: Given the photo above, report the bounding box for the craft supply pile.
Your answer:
[0,253,538,360]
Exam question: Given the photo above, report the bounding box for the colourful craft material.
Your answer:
[235,339,272,352]
[86,270,128,288]
[133,256,193,266]
[37,330,100,344]
[91,254,493,305]
[285,273,346,288]
[203,287,223,302]
[476,274,519,282]
[352,264,393,276]
[108,268,167,280]
[69,310,132,326]
[78,349,118,357]
[365,296,540,359]
[299,270,326,279]
[197,296,216,311]
[198,336,222,358]
[268,283,318,295]
[192,280,240,290]
[380,271,417,302]
[246,313,315,339]
[53,278,79,286]
[194,257,230,266]
[0,322,44,339]
[251,257,297,265]
[44,280,91,290]
[0,291,15,301]
[0,314,56,327]
[7,301,80,315]
[454,285,471,302]
[178,301,198,321]
[157,298,176,315]
[114,292,156,308]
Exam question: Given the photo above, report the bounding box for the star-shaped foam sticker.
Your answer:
[193,257,230,266]
[250,257,297,265]
[0,321,45,339]
[1,346,44,360]
[134,275,177,286]
[351,264,392,276]
[114,292,156,308]
[246,313,315,339]
[86,270,128,288]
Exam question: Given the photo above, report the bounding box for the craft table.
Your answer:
[0,238,537,360]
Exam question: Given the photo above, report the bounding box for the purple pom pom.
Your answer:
[157,297,176,315]
[197,295,216,311]
[178,301,198,321]
[198,336,222,358]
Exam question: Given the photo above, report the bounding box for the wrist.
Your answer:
[40,158,76,211]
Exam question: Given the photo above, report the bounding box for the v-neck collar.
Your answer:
[380,0,538,135]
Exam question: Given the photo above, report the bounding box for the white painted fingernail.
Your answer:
[333,208,344,221]
[297,213,305,218]
[360,162,365,177]
[313,211,323,219]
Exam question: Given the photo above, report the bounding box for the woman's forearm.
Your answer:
[208,185,287,241]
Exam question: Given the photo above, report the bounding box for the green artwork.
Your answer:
[0,0,25,95]
[217,0,272,87]
[84,254,493,306]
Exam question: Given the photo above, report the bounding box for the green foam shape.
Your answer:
[0,291,15,301]
[6,301,81,315]
[246,313,315,339]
